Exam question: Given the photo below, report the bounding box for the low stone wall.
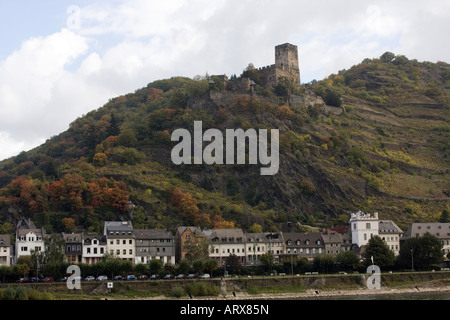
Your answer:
[2,271,450,296]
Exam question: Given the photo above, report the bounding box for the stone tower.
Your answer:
[275,43,300,85]
[258,43,301,87]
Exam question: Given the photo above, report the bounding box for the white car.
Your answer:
[97,275,108,281]
[85,276,95,281]
[199,274,210,279]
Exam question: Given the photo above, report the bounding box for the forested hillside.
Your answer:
[0,52,449,235]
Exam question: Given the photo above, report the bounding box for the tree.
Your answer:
[313,254,336,274]
[62,218,76,233]
[398,233,443,270]
[380,52,395,63]
[260,253,275,273]
[192,259,205,274]
[177,259,191,275]
[363,235,395,270]
[336,250,359,271]
[204,259,219,276]
[439,206,450,223]
[107,113,121,137]
[149,259,163,275]
[44,233,66,265]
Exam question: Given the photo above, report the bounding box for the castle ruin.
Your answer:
[259,43,301,87]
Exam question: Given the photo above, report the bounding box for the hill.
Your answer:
[0,52,449,234]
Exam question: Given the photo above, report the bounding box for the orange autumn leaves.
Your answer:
[170,187,235,229]
[1,174,129,214]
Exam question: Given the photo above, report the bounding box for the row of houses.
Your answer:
[1,211,450,268]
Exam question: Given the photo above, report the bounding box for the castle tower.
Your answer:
[275,43,300,85]
[349,211,379,248]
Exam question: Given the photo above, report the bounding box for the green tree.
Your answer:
[192,259,205,274]
[439,206,450,223]
[177,259,191,275]
[260,253,275,273]
[204,259,219,276]
[337,250,359,271]
[363,235,395,270]
[380,52,395,63]
[44,234,66,264]
[149,259,163,275]
[313,254,336,274]
[398,233,443,270]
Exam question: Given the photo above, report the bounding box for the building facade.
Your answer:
[62,233,83,264]
[0,235,11,267]
[82,235,107,264]
[15,219,46,263]
[175,226,203,262]
[283,232,325,260]
[104,221,135,263]
[204,229,246,265]
[379,220,403,256]
[349,211,380,248]
[402,223,450,256]
[134,229,175,265]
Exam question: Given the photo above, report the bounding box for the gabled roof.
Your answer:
[283,232,324,248]
[203,229,245,243]
[379,220,403,234]
[0,234,10,247]
[403,223,450,239]
[62,233,83,243]
[134,229,173,240]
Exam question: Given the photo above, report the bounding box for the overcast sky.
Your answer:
[1,0,449,161]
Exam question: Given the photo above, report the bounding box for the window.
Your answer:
[366,223,371,229]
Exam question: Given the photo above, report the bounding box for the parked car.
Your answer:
[138,275,149,280]
[175,274,185,279]
[97,275,108,281]
[150,274,160,280]
[199,273,210,279]
[42,277,54,283]
[126,275,136,281]
[186,274,197,279]
[163,274,173,280]
[113,275,123,281]
[85,276,95,281]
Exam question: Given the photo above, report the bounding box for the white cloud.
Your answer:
[0,0,449,161]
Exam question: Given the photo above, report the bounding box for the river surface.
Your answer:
[300,291,450,300]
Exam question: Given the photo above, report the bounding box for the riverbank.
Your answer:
[134,279,450,300]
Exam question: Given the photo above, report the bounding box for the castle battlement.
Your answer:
[258,43,300,87]
[350,211,379,221]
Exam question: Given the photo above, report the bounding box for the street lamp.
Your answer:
[287,222,293,277]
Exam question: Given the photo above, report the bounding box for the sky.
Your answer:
[0,0,450,161]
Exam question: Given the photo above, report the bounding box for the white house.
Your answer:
[379,220,403,256]
[104,221,135,263]
[0,234,11,267]
[349,211,380,248]
[82,235,107,264]
[203,229,246,265]
[15,219,46,263]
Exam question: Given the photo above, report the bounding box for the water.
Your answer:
[304,291,450,300]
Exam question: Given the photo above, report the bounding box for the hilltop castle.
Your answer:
[258,43,301,87]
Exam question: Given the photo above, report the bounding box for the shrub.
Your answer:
[184,282,220,297]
